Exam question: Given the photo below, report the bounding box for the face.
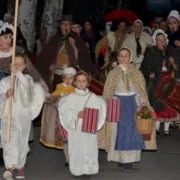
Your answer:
[160,21,167,32]
[60,21,71,35]
[118,49,131,66]
[72,24,81,35]
[84,21,92,32]
[133,22,143,34]
[153,23,159,30]
[156,34,167,50]
[0,33,12,50]
[106,22,112,32]
[75,74,88,90]
[14,56,26,72]
[63,74,74,86]
[118,22,126,33]
[168,17,179,32]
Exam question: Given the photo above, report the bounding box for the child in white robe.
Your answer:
[0,55,45,180]
[58,72,106,178]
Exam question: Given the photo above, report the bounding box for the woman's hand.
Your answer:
[78,111,84,119]
[6,89,14,98]
[174,40,180,47]
[169,57,178,71]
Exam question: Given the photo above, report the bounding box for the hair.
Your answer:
[156,32,165,38]
[74,71,91,87]
[111,19,127,31]
[0,28,13,36]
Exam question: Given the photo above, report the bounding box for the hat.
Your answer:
[60,15,72,23]
[155,17,163,23]
[167,10,180,22]
[3,13,14,23]
[152,29,169,45]
[143,27,152,35]
[63,67,76,76]
[133,19,143,27]
[72,19,81,26]
[0,22,14,35]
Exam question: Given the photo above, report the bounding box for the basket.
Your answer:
[136,118,154,135]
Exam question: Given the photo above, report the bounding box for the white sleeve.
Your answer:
[97,96,107,131]
[15,72,29,90]
[29,83,45,121]
[58,96,79,132]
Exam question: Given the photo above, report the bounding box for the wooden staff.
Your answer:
[7,0,19,143]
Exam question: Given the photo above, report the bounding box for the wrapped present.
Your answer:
[82,107,99,134]
[107,99,121,122]
[57,119,68,141]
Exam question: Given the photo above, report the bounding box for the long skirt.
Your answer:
[107,95,144,163]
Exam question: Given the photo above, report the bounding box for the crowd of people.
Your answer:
[0,8,179,180]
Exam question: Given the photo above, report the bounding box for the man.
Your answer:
[123,19,153,69]
[95,19,128,72]
[36,15,93,91]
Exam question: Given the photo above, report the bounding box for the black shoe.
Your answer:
[124,163,133,172]
[65,162,69,167]
[83,175,90,179]
[118,163,124,169]
[164,131,170,136]
[156,130,160,135]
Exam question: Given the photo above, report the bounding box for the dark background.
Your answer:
[0,0,180,25]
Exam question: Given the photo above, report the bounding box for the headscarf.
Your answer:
[152,29,169,45]
[167,10,180,22]
[0,22,14,35]
[62,67,76,76]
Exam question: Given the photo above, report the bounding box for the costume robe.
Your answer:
[0,73,45,169]
[58,88,106,176]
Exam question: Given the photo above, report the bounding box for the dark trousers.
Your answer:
[0,148,4,166]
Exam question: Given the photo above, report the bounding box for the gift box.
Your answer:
[57,119,68,141]
[106,99,121,122]
[82,108,99,134]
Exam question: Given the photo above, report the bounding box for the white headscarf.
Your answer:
[118,47,133,63]
[0,22,14,35]
[167,10,180,22]
[152,29,169,45]
[62,67,76,76]
[133,19,143,28]
[143,27,152,35]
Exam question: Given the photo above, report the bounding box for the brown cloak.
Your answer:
[36,32,94,88]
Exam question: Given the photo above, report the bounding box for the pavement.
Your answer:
[0,127,180,180]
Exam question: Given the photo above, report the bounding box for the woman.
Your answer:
[167,10,180,49]
[98,47,157,172]
[140,29,180,135]
[0,22,48,167]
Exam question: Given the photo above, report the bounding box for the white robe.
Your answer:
[0,73,45,169]
[58,88,106,176]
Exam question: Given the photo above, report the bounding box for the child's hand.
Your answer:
[6,89,14,98]
[78,111,84,119]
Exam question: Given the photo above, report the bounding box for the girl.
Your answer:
[98,47,156,172]
[58,72,106,178]
[40,67,76,166]
[0,54,45,180]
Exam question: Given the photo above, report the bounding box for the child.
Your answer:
[40,67,76,167]
[0,54,45,180]
[58,72,106,178]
